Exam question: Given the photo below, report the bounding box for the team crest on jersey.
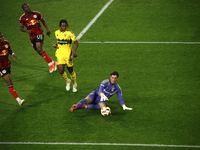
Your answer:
[2,69,7,74]
[64,34,66,37]
[111,87,115,92]
[33,15,37,18]
[5,44,8,48]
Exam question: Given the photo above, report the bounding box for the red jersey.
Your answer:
[19,11,43,40]
[0,40,11,68]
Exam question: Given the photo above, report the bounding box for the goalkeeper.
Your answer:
[69,71,132,112]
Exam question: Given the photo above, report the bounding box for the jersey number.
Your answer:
[36,34,43,40]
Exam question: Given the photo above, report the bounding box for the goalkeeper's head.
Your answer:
[110,71,119,77]
[109,71,119,84]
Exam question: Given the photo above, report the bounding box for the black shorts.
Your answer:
[31,34,44,50]
[0,67,11,77]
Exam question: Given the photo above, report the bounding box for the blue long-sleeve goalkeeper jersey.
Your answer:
[95,79,125,105]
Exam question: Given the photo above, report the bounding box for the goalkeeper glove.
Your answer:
[100,93,109,101]
[122,105,132,110]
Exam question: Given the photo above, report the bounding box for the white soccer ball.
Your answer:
[101,106,111,116]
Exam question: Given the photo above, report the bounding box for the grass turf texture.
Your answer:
[0,0,200,149]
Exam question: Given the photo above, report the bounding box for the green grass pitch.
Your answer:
[0,0,200,149]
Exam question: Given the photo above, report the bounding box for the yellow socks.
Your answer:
[61,72,70,82]
[61,71,76,84]
[70,71,77,84]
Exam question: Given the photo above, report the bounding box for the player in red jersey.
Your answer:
[19,3,56,73]
[0,33,25,106]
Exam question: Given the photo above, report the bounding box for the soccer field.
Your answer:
[0,0,200,149]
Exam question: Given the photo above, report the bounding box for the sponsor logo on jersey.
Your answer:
[27,20,39,26]
[0,50,8,56]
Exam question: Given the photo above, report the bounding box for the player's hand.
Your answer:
[73,53,77,58]
[122,105,132,110]
[26,30,32,34]
[12,53,17,60]
[47,30,51,37]
[52,43,58,48]
[100,93,109,101]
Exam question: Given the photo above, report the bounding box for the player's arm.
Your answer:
[98,80,109,101]
[117,85,132,110]
[20,25,31,34]
[52,31,58,48]
[52,43,58,48]
[71,32,78,58]
[40,18,51,36]
[8,48,17,60]
[73,40,78,58]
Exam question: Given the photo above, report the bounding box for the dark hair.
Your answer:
[110,71,119,77]
[59,19,68,27]
[21,3,29,9]
[0,33,3,36]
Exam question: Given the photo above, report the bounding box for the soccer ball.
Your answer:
[101,106,111,116]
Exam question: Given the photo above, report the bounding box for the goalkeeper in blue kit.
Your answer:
[70,71,132,112]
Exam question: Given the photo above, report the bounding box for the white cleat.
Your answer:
[18,99,25,106]
[66,79,71,91]
[72,83,78,92]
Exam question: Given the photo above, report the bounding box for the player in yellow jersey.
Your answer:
[53,19,78,92]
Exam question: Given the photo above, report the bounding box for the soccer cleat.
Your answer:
[49,62,54,73]
[72,83,78,92]
[70,104,77,112]
[49,65,53,73]
[18,99,25,106]
[49,61,57,73]
[66,79,71,91]
[53,61,57,72]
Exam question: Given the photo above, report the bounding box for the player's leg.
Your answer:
[1,69,25,106]
[70,98,102,110]
[58,64,69,82]
[67,66,77,92]
[32,36,56,73]
[69,91,95,112]
[69,97,90,112]
[36,42,52,62]
[56,54,72,91]
[77,97,92,107]
[57,63,71,91]
[71,98,88,110]
[86,97,105,109]
[37,42,57,73]
[85,104,100,109]
[98,102,107,109]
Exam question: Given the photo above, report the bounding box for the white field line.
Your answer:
[77,0,114,40]
[79,41,200,44]
[0,142,200,148]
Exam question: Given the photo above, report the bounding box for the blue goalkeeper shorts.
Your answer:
[87,90,106,104]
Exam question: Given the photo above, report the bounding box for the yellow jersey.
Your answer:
[54,29,77,59]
